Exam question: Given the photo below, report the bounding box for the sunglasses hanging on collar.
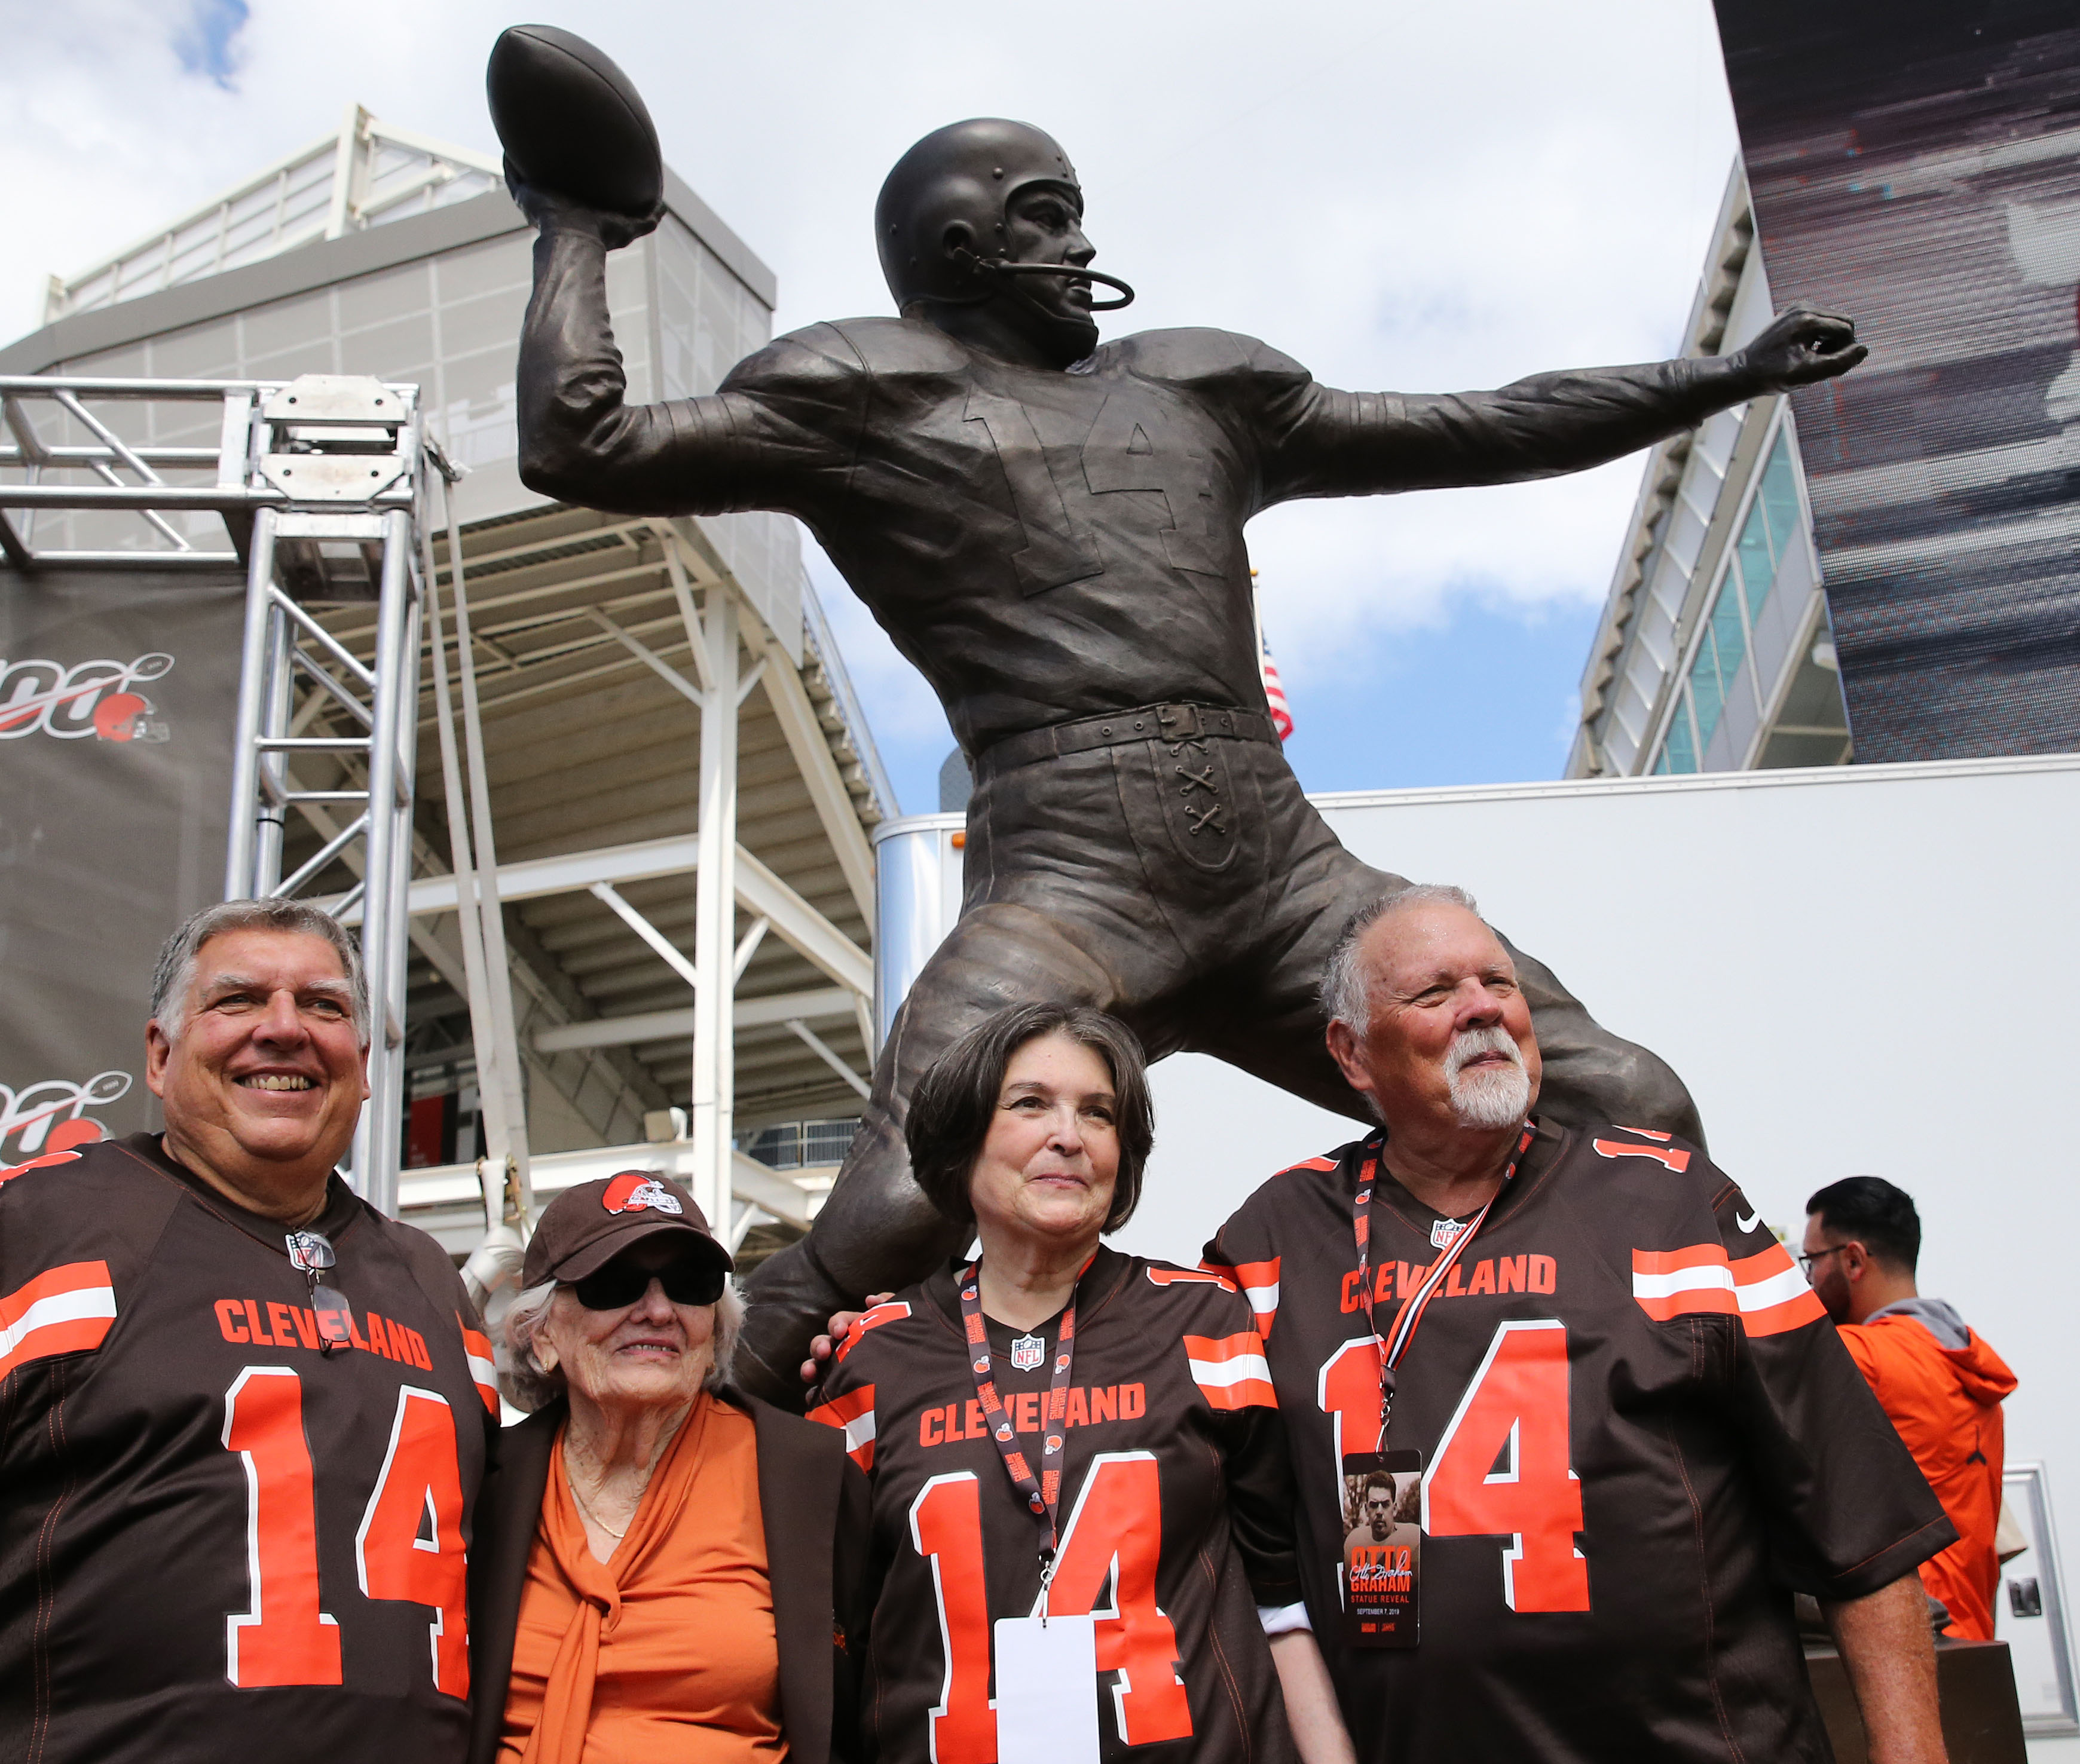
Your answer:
[286,1230,354,1353]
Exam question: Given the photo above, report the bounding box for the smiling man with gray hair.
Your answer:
[1205,884,1959,1764]
[1,899,498,1764]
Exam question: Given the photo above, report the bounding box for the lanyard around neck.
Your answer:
[956,1256,1090,1572]
[1352,1120,1535,1449]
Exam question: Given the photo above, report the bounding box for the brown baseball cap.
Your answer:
[522,1171,734,1288]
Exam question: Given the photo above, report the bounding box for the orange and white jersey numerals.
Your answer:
[1319,1320,1590,1614]
[908,1453,1192,1763]
[222,1367,470,1695]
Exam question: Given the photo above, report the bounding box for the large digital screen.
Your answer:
[1714,0,2080,761]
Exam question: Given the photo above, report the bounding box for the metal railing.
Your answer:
[41,107,501,326]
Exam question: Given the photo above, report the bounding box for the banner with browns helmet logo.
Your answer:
[1,569,243,1169]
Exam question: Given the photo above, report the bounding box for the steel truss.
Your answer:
[1,370,432,1212]
[4,372,888,1263]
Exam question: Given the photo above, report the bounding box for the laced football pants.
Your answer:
[736,707,1698,1401]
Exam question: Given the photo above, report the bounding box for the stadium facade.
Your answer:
[1,110,892,1263]
[1567,165,1853,781]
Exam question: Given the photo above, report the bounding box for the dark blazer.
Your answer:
[466,1387,869,1764]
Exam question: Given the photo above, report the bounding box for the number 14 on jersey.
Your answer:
[1321,1319,1590,1613]
[909,1451,1192,1764]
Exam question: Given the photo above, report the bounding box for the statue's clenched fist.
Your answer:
[1732,307,1868,394]
[504,160,662,253]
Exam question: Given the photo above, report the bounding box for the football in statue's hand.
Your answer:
[487,24,663,220]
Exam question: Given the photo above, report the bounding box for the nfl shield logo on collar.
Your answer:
[1010,1333,1045,1372]
[1430,1217,1468,1250]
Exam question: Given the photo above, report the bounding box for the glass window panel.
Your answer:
[1760,434,1802,564]
[1711,583,1748,683]
[1736,496,1774,621]
[1689,625,1726,748]
[1660,693,1698,773]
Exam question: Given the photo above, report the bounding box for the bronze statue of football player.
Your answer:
[505,85,1865,1402]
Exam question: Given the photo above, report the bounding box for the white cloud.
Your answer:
[1,0,1739,749]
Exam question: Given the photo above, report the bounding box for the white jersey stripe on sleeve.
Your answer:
[0,1261,118,1377]
[1732,1263,1810,1313]
[1631,1262,1736,1301]
[1188,1349,1274,1389]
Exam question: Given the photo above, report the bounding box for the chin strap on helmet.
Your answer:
[950,247,1135,311]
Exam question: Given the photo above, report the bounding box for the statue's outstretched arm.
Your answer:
[515,204,851,518]
[1265,308,1864,502]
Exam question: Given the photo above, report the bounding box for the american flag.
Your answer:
[1260,633,1293,741]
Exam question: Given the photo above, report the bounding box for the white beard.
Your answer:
[1444,1026,1532,1130]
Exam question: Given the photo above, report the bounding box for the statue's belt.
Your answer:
[974,702,1278,777]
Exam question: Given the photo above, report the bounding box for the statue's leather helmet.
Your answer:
[876,119,1081,309]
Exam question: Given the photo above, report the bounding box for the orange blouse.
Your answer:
[498,1393,788,1764]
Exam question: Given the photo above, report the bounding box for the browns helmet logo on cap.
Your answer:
[602,1171,683,1215]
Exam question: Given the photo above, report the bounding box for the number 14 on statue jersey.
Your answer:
[910,1452,1190,1763]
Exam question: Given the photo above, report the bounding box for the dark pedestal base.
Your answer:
[1804,1640,2027,1764]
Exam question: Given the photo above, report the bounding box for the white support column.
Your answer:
[443,481,533,1226]
[420,519,515,1238]
[689,585,740,1232]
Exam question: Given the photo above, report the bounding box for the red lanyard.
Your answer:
[957,1257,1090,1579]
[1352,1121,1535,1449]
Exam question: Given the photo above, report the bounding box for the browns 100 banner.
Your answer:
[1714,0,2080,761]
[0,570,242,1170]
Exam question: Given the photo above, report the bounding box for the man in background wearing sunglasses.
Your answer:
[0,899,500,1764]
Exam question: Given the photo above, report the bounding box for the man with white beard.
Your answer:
[1203,886,1957,1764]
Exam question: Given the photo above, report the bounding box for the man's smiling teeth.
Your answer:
[241,1074,314,1091]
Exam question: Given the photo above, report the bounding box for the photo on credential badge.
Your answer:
[1341,1451,1424,1647]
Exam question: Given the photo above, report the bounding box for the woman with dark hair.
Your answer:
[809,1003,1354,1764]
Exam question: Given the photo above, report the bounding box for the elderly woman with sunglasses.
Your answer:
[466,1173,868,1764]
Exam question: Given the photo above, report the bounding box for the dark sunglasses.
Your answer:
[571,1252,727,1312]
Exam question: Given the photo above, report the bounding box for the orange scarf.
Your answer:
[513,1392,781,1764]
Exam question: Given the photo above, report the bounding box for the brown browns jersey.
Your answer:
[1204,1119,1954,1764]
[0,1133,499,1764]
[809,1246,1299,1764]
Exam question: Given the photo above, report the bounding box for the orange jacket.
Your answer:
[1838,1309,2016,1640]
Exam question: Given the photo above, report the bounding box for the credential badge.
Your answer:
[1010,1332,1045,1373]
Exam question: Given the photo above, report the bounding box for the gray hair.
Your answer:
[501,1275,746,1413]
[1319,884,1484,1036]
[149,900,369,1046]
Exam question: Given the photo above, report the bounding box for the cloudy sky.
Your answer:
[1,0,1740,812]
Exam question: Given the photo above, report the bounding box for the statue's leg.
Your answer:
[1180,768,1704,1143]
[735,898,1125,1405]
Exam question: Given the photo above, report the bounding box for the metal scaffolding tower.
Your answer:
[6,115,894,1273]
[1,369,436,1213]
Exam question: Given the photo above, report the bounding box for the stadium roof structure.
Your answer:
[39,106,507,329]
[4,110,895,1264]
